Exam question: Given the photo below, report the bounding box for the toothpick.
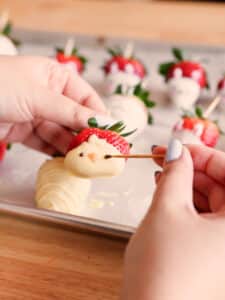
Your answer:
[203,95,221,119]
[123,42,134,59]
[0,10,9,31]
[64,38,75,57]
[104,154,164,159]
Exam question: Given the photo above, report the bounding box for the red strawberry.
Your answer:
[103,48,146,78]
[174,108,220,147]
[0,141,7,161]
[167,61,207,88]
[159,47,209,89]
[217,77,225,91]
[67,118,135,155]
[56,47,87,74]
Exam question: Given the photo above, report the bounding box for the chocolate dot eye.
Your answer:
[79,152,84,157]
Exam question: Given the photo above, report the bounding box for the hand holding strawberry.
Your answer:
[173,107,220,147]
[0,56,106,156]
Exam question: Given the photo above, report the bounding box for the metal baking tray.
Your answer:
[1,28,225,239]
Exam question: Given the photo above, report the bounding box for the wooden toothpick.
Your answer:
[104,154,164,159]
[203,95,221,119]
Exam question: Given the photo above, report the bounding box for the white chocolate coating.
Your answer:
[35,157,91,214]
[172,129,203,145]
[0,35,17,55]
[104,71,141,95]
[106,94,148,139]
[168,77,200,109]
[36,136,126,214]
[64,135,126,178]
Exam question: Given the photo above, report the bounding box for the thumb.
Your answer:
[32,86,97,130]
[152,138,194,212]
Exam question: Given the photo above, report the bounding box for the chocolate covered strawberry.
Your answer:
[217,76,225,101]
[173,107,220,147]
[0,11,18,55]
[0,141,7,161]
[56,39,87,74]
[159,48,209,109]
[102,45,147,95]
[67,118,134,155]
[106,83,155,139]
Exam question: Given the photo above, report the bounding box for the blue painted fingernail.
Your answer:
[166,138,182,162]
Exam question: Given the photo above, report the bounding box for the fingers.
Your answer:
[23,133,57,156]
[63,69,107,114]
[154,167,210,213]
[35,121,74,154]
[193,190,210,213]
[153,144,225,187]
[194,171,225,213]
[188,144,225,186]
[31,86,96,130]
[151,139,194,213]
[152,145,165,167]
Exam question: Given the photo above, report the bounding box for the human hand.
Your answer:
[0,56,106,155]
[121,140,225,300]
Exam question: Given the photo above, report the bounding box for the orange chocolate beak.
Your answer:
[87,152,97,162]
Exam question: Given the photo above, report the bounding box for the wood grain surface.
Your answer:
[0,0,225,299]
[0,214,126,300]
[1,0,225,45]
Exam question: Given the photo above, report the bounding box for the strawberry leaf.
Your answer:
[114,84,123,95]
[107,47,122,57]
[2,22,12,36]
[172,47,183,61]
[213,120,223,135]
[195,106,204,119]
[10,37,20,46]
[7,143,12,150]
[88,117,98,128]
[71,48,78,55]
[79,55,88,65]
[121,128,137,137]
[158,62,174,78]
[205,79,210,90]
[108,121,125,132]
[148,114,153,125]
[133,84,156,109]
[56,47,64,53]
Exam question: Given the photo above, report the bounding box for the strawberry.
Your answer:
[174,107,220,147]
[217,76,225,91]
[56,47,87,73]
[159,47,209,89]
[115,83,155,124]
[0,18,20,46]
[67,118,135,154]
[0,141,7,161]
[103,48,146,78]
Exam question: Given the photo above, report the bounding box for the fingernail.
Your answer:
[151,145,158,152]
[166,138,182,162]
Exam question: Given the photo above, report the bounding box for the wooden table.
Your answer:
[0,0,225,299]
